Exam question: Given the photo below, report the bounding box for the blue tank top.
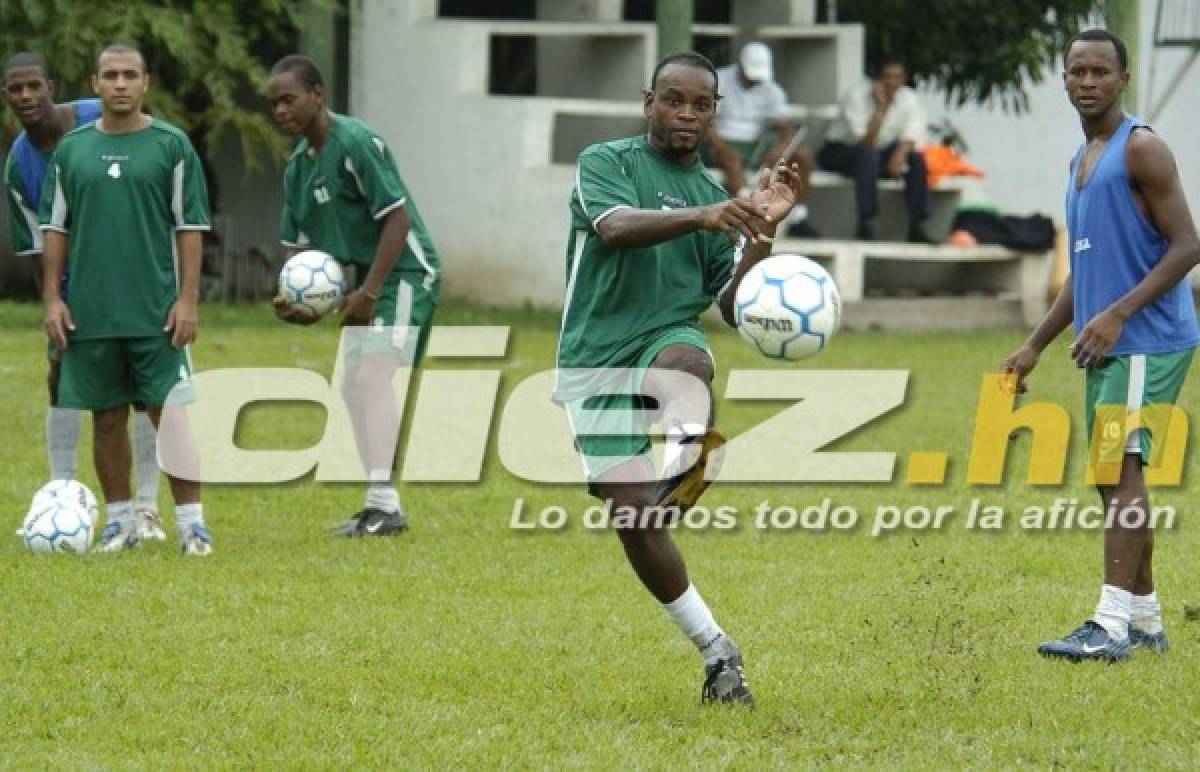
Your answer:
[9,99,102,209]
[1065,115,1199,355]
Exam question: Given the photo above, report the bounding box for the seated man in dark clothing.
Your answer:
[818,59,934,243]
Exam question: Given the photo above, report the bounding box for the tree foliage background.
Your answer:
[836,0,1101,112]
[0,0,304,167]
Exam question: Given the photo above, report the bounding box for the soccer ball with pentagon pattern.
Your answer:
[734,254,841,360]
[279,250,347,318]
[21,480,99,554]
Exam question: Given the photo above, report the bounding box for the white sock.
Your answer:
[1131,591,1163,635]
[364,468,400,514]
[132,410,160,511]
[46,407,82,480]
[106,500,135,529]
[662,422,707,481]
[662,584,727,664]
[176,502,204,530]
[1093,584,1132,641]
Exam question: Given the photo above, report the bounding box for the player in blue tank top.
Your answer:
[1002,29,1200,662]
[4,52,166,542]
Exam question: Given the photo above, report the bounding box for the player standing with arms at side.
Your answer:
[556,52,805,703]
[1002,29,1199,660]
[4,52,166,541]
[265,55,440,537]
[39,43,214,555]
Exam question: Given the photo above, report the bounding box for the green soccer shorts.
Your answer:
[1085,349,1194,468]
[344,271,438,365]
[58,335,193,411]
[565,325,711,488]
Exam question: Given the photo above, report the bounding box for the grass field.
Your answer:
[1,300,1198,768]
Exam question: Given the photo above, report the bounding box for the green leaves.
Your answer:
[0,0,301,168]
[838,0,1099,113]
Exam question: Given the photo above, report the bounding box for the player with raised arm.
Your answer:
[265,55,440,537]
[555,52,805,703]
[1002,29,1199,661]
[39,43,214,555]
[4,52,166,541]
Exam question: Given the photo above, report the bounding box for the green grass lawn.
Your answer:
[1,300,1198,768]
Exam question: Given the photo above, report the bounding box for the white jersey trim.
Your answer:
[406,231,438,285]
[11,188,43,253]
[592,204,631,229]
[553,228,589,395]
[373,198,406,221]
[1125,353,1147,454]
[48,165,69,231]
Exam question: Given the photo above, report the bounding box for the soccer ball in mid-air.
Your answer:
[21,480,99,554]
[279,250,347,318]
[734,254,841,360]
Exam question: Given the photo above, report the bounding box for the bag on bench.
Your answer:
[950,210,1055,251]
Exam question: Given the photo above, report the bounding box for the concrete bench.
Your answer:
[770,238,1049,330]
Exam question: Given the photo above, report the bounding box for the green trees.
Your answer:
[836,0,1101,111]
[0,0,303,165]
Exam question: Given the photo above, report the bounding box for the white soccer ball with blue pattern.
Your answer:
[734,254,841,360]
[21,480,99,554]
[279,249,347,318]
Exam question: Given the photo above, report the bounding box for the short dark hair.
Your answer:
[4,52,48,78]
[271,54,324,90]
[96,42,146,73]
[649,51,718,96]
[1065,28,1128,73]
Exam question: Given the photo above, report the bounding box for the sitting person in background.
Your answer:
[819,58,933,243]
[705,42,817,238]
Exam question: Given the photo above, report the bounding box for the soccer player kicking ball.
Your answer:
[555,52,805,703]
[265,55,440,537]
[1002,29,1199,661]
[39,43,214,555]
[4,52,167,542]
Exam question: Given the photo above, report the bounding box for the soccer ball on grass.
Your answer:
[21,480,99,554]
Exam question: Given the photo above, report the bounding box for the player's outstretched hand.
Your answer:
[339,289,377,327]
[272,295,318,326]
[44,298,75,350]
[752,160,805,226]
[1000,345,1039,394]
[700,196,771,245]
[165,298,199,348]
[1070,308,1124,368]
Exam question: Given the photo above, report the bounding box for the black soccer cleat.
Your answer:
[333,508,409,537]
[701,652,754,706]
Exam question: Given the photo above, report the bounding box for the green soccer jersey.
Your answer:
[555,135,737,399]
[280,113,439,287]
[5,99,102,258]
[5,149,42,258]
[38,118,211,340]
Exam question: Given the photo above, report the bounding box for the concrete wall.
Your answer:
[210,135,286,265]
[351,4,651,307]
[913,3,1200,222]
[350,1,862,308]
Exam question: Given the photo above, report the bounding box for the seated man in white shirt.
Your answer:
[705,42,816,237]
[818,59,933,243]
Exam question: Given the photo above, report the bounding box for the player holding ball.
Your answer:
[265,54,440,538]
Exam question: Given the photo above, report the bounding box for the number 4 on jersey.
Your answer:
[107,162,121,179]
